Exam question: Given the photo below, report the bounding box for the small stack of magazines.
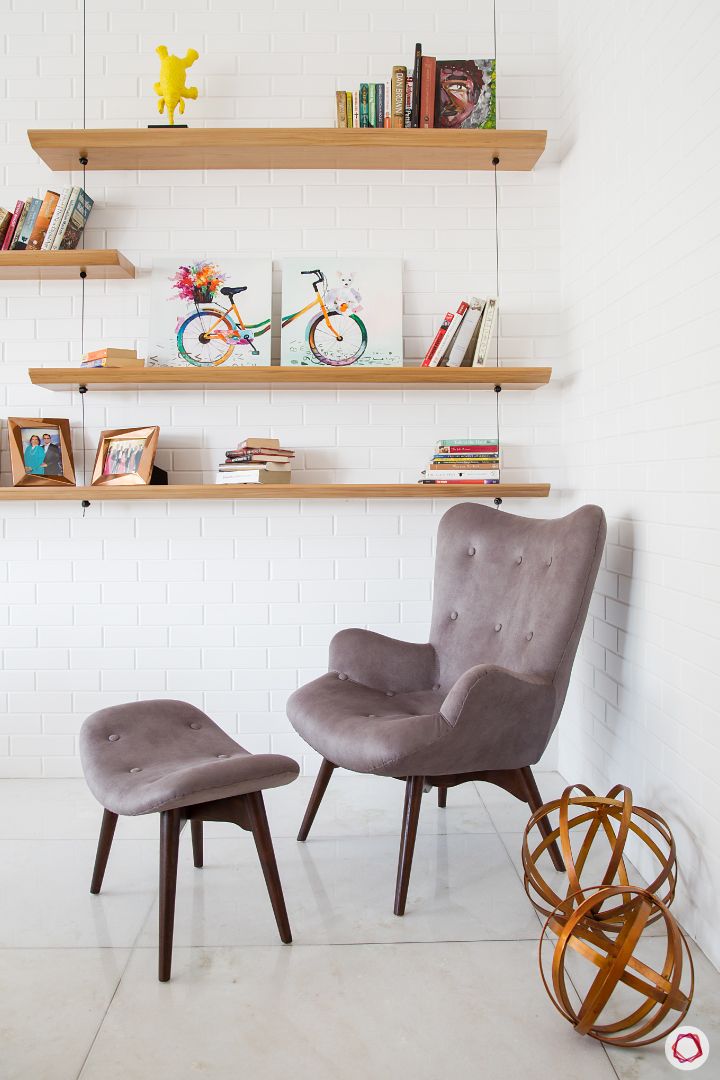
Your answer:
[419,437,499,485]
[216,437,294,485]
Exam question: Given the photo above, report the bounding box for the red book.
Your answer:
[422,311,455,366]
[2,200,24,251]
[420,56,436,128]
[421,478,500,484]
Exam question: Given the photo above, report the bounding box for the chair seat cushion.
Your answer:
[287,674,450,776]
[79,699,299,816]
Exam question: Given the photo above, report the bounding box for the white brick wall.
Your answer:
[557,0,720,967]
[0,0,562,776]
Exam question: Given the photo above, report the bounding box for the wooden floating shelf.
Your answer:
[0,483,550,502]
[27,127,547,173]
[28,365,552,391]
[0,249,135,280]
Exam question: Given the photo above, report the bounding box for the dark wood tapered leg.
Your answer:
[437,786,447,809]
[159,808,182,982]
[297,758,335,842]
[394,775,424,917]
[245,791,292,944]
[90,809,118,894]
[520,766,564,872]
[191,820,203,868]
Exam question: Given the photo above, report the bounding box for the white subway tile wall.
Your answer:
[557,0,720,967]
[0,0,563,780]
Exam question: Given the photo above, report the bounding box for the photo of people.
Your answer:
[21,427,65,478]
[102,437,147,477]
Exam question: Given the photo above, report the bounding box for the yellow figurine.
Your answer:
[154,46,200,126]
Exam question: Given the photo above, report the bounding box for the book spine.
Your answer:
[376,83,384,128]
[404,76,413,127]
[410,43,422,127]
[384,79,391,126]
[345,91,353,128]
[0,209,11,248]
[473,297,498,366]
[9,200,31,250]
[42,186,73,250]
[425,470,501,480]
[368,82,376,127]
[2,201,25,251]
[359,84,370,127]
[13,197,42,250]
[336,90,348,128]
[57,188,93,250]
[352,90,360,127]
[51,186,80,249]
[391,66,407,128]
[436,439,498,447]
[420,56,436,128]
[420,478,500,484]
[436,299,469,366]
[26,190,60,251]
[422,311,455,367]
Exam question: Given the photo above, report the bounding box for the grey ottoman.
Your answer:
[80,699,299,981]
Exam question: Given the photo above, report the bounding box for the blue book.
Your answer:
[376,82,385,127]
[359,83,370,127]
[12,197,42,250]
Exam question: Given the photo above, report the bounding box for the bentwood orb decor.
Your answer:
[522,785,677,930]
[539,886,693,1047]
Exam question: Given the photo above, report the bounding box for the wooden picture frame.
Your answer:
[8,417,76,487]
[91,426,159,486]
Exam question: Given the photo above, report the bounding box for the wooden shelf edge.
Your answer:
[0,249,135,280]
[28,365,552,390]
[0,483,551,501]
[27,127,547,172]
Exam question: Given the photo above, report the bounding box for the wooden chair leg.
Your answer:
[90,808,118,894]
[297,758,335,842]
[438,786,447,809]
[520,766,564,872]
[394,775,424,917]
[245,791,292,944]
[159,808,182,982]
[191,820,203,868]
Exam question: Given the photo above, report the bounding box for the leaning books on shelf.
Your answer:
[422,297,497,367]
[333,48,495,130]
[0,187,93,252]
[419,437,500,484]
[216,437,295,485]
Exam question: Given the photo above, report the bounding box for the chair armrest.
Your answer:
[329,628,437,693]
[440,664,556,765]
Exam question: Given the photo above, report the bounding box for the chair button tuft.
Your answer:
[547,556,553,566]
[368,714,376,718]
[338,673,348,681]
[526,631,534,641]
[385,691,395,697]
[129,767,141,774]
[450,611,459,620]
[217,753,229,759]
[108,734,120,742]
[516,556,523,565]
[189,722,202,730]
[494,623,502,632]
[467,546,476,556]
[433,684,440,691]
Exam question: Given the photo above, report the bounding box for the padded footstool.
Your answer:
[80,699,299,981]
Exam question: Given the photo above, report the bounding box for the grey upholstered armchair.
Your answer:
[287,502,606,915]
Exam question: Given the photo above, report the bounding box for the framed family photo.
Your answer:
[8,417,76,488]
[91,426,159,487]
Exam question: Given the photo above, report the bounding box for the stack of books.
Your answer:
[420,437,500,485]
[216,437,295,486]
[335,48,495,130]
[422,297,498,368]
[0,187,93,253]
[81,348,144,369]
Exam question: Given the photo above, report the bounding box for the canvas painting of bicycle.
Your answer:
[148,257,272,367]
[280,258,403,367]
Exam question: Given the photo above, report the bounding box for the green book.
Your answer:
[368,82,376,127]
[359,84,370,127]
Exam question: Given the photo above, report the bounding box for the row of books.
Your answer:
[335,48,496,130]
[216,437,295,486]
[0,187,93,253]
[81,348,144,369]
[423,298,498,368]
[420,438,500,485]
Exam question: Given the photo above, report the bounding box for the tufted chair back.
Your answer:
[430,503,606,724]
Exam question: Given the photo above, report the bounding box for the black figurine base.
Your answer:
[147,124,188,129]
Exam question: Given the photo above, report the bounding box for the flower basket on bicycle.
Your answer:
[192,285,215,304]
[171,262,226,308]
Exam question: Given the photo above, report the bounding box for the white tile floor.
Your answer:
[2,772,718,1080]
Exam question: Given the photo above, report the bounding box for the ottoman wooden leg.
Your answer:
[159,808,182,982]
[245,791,292,944]
[191,820,203,868]
[90,809,118,894]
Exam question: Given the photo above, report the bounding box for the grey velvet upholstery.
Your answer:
[80,699,299,816]
[287,503,606,777]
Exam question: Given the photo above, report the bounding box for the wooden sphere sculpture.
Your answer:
[539,886,693,1046]
[522,784,676,930]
